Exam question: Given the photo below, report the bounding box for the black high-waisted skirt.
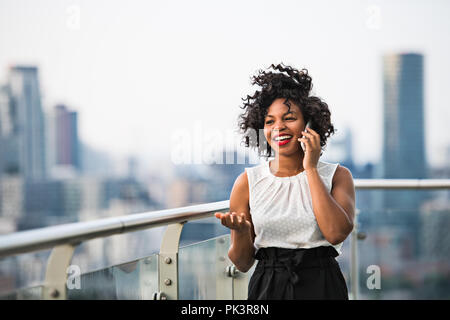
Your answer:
[248,246,349,300]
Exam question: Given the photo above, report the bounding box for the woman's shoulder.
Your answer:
[234,162,266,188]
[332,164,354,184]
[335,164,352,175]
[235,170,249,186]
[230,170,250,203]
[319,161,354,187]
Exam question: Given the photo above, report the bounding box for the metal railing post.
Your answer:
[42,243,78,300]
[154,222,185,300]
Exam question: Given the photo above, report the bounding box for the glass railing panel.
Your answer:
[65,226,164,299]
[356,188,450,299]
[0,249,51,299]
[0,285,43,300]
[0,226,163,299]
[70,226,165,274]
[178,234,233,299]
[67,252,158,299]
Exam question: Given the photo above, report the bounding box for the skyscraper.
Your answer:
[2,66,47,180]
[382,53,427,181]
[54,104,80,170]
[0,84,20,176]
[378,53,427,257]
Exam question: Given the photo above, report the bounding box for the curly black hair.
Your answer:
[238,63,336,158]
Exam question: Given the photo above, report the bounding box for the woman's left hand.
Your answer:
[298,128,321,171]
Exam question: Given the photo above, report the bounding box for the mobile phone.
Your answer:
[300,121,311,151]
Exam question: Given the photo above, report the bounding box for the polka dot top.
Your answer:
[244,159,343,255]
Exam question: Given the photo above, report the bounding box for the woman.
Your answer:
[214,63,355,300]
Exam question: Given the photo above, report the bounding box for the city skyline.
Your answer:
[0,60,446,182]
[1,0,449,168]
[0,1,449,302]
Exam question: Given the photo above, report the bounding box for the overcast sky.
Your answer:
[1,0,449,170]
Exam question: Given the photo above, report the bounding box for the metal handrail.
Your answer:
[354,179,450,189]
[0,179,449,258]
[0,200,229,258]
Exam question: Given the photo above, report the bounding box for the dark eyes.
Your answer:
[265,117,295,124]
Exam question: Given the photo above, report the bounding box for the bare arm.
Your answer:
[214,171,256,272]
[306,165,356,245]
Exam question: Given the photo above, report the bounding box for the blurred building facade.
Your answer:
[56,105,79,169]
[379,53,427,198]
[0,66,46,181]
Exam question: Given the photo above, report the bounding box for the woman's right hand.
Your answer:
[214,211,252,233]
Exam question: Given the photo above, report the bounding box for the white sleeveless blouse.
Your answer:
[245,159,343,255]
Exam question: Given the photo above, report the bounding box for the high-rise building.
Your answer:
[381,53,427,181]
[377,53,428,257]
[379,53,427,209]
[1,66,46,180]
[0,84,20,176]
[52,104,80,170]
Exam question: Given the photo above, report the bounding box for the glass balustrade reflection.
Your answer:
[67,253,158,299]
[0,285,43,300]
[178,234,233,299]
[0,249,51,299]
[356,205,450,299]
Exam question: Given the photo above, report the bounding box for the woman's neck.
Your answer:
[270,154,304,176]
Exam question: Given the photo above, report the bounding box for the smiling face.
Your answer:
[264,98,306,156]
